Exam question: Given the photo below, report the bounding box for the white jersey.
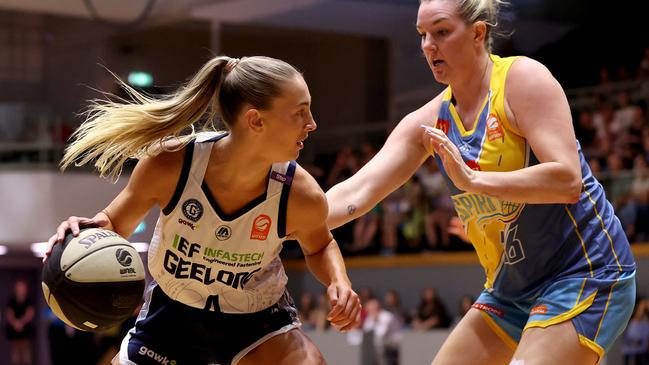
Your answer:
[147,132,296,313]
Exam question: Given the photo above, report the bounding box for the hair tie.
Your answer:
[225,58,240,72]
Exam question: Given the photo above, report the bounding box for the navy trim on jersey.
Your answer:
[162,141,195,215]
[277,161,297,238]
[201,171,271,222]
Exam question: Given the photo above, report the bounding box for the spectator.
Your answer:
[348,203,381,255]
[632,155,649,241]
[298,292,318,331]
[575,110,607,160]
[400,176,429,252]
[363,298,402,365]
[411,287,451,330]
[622,299,649,365]
[383,289,411,328]
[417,160,455,250]
[5,279,35,365]
[452,295,475,327]
[310,292,332,332]
[611,91,639,138]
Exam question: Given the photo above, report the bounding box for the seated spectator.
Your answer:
[418,160,454,250]
[400,176,429,252]
[383,289,411,328]
[298,292,317,331]
[411,287,451,330]
[622,299,649,365]
[347,203,381,255]
[311,292,332,332]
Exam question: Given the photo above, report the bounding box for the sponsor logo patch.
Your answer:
[436,118,450,135]
[486,113,504,142]
[250,214,271,240]
[531,304,548,315]
[178,218,199,230]
[215,225,232,241]
[182,199,203,222]
[271,171,293,185]
[472,303,505,318]
[115,248,133,267]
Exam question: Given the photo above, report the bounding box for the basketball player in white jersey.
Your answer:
[45,56,361,365]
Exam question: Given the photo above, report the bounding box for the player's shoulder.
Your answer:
[508,57,555,85]
[128,139,193,195]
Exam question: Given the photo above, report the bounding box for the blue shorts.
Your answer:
[116,283,300,365]
[473,270,635,360]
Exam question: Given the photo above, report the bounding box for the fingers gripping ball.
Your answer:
[42,228,146,331]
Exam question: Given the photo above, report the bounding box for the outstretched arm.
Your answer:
[288,165,361,331]
[326,96,443,229]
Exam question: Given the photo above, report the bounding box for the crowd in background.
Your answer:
[2,37,649,365]
[287,46,649,258]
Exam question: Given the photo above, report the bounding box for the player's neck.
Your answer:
[451,53,492,109]
[206,135,271,191]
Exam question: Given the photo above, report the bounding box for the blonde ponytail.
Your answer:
[62,55,302,180]
[61,56,231,179]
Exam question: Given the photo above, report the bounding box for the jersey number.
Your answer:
[500,225,525,265]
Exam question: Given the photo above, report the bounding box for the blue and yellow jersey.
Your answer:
[434,54,635,300]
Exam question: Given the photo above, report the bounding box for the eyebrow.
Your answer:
[296,101,310,107]
[433,17,450,25]
[417,16,450,30]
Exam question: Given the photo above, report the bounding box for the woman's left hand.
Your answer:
[325,282,361,332]
[422,125,477,192]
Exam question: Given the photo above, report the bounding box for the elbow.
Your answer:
[563,175,582,204]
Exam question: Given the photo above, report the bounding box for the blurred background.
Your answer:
[1,0,649,364]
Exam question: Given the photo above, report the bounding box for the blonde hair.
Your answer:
[421,0,509,51]
[62,56,301,179]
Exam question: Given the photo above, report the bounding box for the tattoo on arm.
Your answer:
[347,205,356,216]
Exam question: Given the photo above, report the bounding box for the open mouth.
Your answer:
[432,59,444,67]
[297,137,307,148]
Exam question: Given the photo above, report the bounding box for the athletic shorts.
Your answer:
[473,269,635,361]
[116,283,300,365]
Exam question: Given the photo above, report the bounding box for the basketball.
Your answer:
[42,227,146,331]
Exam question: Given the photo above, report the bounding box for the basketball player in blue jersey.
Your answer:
[45,56,361,365]
[327,0,636,364]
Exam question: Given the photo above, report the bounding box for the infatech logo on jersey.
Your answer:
[250,214,271,240]
[215,225,232,240]
[138,346,176,365]
[182,199,203,222]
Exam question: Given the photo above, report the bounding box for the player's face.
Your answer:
[261,76,317,161]
[417,0,477,84]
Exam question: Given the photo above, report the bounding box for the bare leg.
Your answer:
[512,321,598,365]
[238,328,326,365]
[432,308,514,365]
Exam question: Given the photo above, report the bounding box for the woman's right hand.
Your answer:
[44,214,110,262]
